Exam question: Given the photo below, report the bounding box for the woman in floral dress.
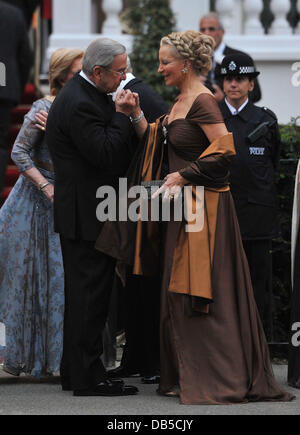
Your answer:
[0,48,83,377]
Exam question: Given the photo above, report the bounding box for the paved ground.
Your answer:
[0,365,299,416]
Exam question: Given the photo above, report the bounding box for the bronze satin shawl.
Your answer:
[133,123,235,312]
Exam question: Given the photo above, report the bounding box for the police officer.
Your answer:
[218,53,282,331]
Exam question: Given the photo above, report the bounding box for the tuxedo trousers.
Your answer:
[59,236,115,391]
[120,274,161,376]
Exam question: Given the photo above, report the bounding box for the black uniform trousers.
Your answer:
[0,100,14,195]
[59,236,116,391]
[243,239,272,329]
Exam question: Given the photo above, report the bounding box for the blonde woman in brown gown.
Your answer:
[96,31,294,405]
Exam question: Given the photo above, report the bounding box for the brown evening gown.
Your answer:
[159,94,294,404]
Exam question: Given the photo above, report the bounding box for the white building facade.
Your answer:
[48,0,300,124]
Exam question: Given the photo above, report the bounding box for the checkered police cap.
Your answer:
[218,53,260,78]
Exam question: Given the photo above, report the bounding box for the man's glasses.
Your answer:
[104,67,129,77]
[200,27,218,32]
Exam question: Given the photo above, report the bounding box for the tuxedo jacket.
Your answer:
[124,78,169,123]
[46,74,134,241]
[214,45,262,103]
[0,1,32,104]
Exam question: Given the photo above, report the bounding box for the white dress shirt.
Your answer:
[79,70,97,88]
[225,97,249,115]
[214,41,227,66]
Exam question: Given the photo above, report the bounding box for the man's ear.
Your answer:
[93,65,103,80]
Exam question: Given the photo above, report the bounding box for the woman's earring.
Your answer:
[182,68,188,74]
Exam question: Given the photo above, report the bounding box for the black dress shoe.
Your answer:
[141,375,160,385]
[107,366,140,379]
[63,378,123,392]
[108,378,124,385]
[73,380,139,397]
[2,365,21,377]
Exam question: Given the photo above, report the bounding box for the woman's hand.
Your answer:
[130,92,142,119]
[152,172,188,201]
[117,90,147,139]
[41,183,54,203]
[115,89,138,117]
[35,110,48,131]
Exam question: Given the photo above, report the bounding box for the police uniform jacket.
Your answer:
[219,99,282,240]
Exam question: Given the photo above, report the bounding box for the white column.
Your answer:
[215,0,235,34]
[243,0,264,35]
[52,0,96,35]
[171,0,210,32]
[49,0,98,53]
[48,0,133,58]
[102,0,123,35]
[231,0,244,35]
[270,0,292,34]
[216,0,243,35]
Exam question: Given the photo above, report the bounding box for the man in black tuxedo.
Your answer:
[0,1,32,196]
[200,12,262,103]
[46,38,139,397]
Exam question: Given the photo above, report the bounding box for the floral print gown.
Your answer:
[0,98,64,377]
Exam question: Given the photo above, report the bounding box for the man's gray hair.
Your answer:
[200,12,225,31]
[82,38,126,75]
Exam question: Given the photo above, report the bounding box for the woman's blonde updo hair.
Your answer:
[49,48,84,96]
[160,30,215,76]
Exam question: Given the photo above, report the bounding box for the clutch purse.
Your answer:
[141,180,166,199]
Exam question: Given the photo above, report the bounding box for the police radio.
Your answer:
[247,120,277,144]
